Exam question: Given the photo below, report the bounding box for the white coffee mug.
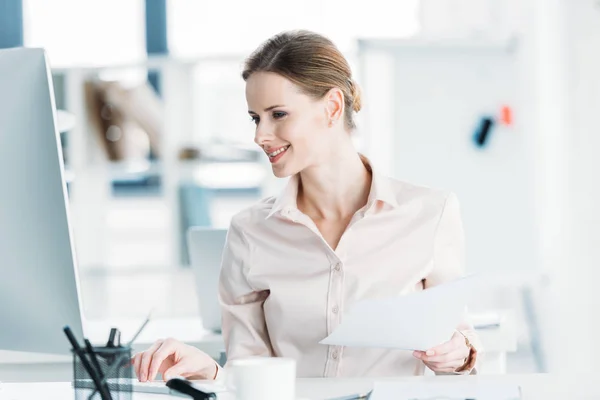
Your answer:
[225,357,296,400]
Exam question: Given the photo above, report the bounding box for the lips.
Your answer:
[265,145,290,164]
[265,145,290,157]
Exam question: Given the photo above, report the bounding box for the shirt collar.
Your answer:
[266,174,300,219]
[266,154,399,220]
[365,160,399,210]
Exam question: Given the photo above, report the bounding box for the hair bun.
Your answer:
[349,79,362,113]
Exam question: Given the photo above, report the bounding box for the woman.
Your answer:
[133,30,481,382]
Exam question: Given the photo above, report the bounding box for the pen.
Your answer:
[84,339,105,380]
[125,310,153,346]
[107,328,118,348]
[85,338,114,400]
[63,326,112,400]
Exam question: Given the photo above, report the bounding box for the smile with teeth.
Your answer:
[267,145,290,158]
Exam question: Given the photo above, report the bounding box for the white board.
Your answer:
[357,38,537,274]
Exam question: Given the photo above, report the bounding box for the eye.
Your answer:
[250,115,259,125]
[272,111,287,119]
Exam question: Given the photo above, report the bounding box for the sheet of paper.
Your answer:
[320,275,478,351]
[369,381,521,400]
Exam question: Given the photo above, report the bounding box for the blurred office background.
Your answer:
[2,0,599,376]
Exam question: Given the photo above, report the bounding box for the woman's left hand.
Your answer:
[412,331,470,373]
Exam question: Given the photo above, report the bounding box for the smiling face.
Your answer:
[246,72,335,178]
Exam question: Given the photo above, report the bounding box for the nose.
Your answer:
[254,121,274,147]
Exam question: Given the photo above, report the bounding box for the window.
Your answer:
[169,0,421,144]
[22,0,146,67]
[168,0,421,57]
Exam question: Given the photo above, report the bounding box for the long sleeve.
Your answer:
[424,192,482,374]
[218,216,274,365]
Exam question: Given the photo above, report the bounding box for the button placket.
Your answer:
[325,255,344,377]
[329,265,343,326]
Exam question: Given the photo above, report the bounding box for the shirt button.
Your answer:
[331,351,339,360]
[334,262,342,271]
[332,306,339,314]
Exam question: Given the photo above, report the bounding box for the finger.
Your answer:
[426,332,464,356]
[425,357,465,369]
[135,352,148,381]
[412,351,425,359]
[420,347,469,363]
[132,353,143,381]
[139,340,164,382]
[148,338,178,382]
[424,358,465,373]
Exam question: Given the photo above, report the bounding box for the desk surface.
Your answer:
[0,374,595,400]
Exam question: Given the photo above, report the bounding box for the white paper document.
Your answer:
[320,275,477,351]
[369,381,521,400]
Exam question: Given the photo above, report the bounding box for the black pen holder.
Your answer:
[72,345,133,400]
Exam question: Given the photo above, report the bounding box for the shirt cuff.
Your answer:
[213,362,225,381]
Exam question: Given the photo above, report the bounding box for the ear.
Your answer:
[324,87,345,126]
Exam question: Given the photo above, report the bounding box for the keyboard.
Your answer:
[129,379,171,395]
[74,378,226,397]
[131,378,227,396]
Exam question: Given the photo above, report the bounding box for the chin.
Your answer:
[272,168,291,179]
[271,163,298,179]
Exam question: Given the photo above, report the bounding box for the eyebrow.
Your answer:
[248,105,285,114]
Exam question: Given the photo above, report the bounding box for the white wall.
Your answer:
[539,0,600,375]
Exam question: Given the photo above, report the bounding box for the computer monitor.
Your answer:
[187,227,227,333]
[0,48,84,354]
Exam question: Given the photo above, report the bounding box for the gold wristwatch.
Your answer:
[455,331,478,373]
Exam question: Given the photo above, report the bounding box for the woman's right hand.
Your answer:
[132,338,219,382]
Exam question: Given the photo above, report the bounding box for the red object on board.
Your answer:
[500,105,512,126]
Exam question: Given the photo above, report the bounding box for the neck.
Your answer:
[297,145,371,220]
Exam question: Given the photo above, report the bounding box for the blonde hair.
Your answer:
[242,30,362,131]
